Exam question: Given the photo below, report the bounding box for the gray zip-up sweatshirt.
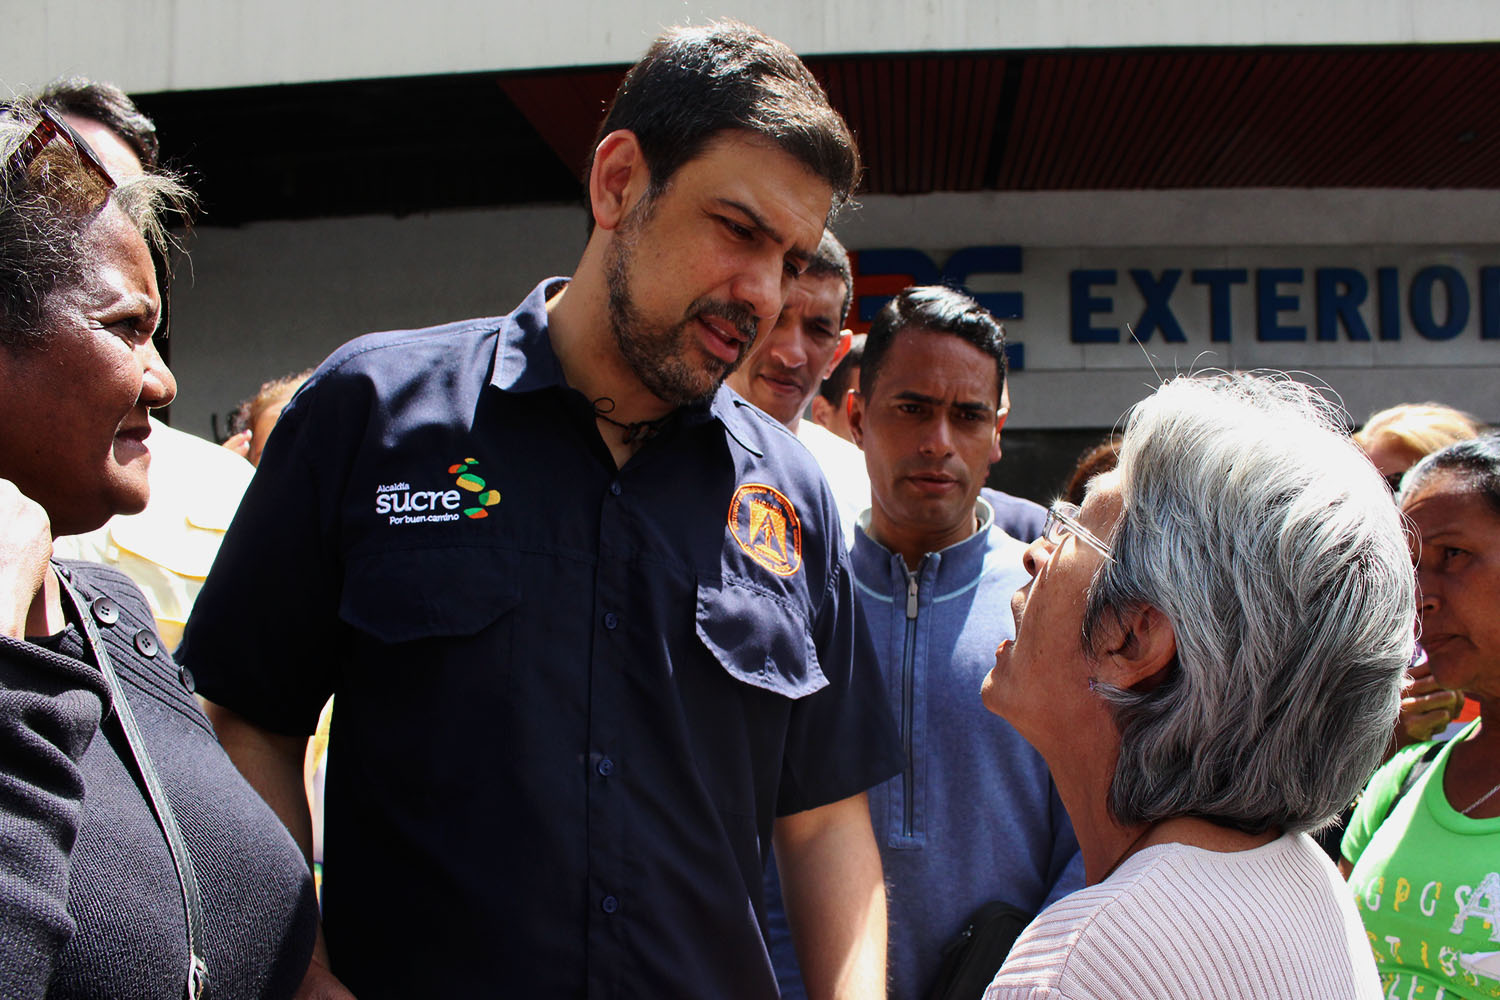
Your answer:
[855,500,1083,1000]
[766,500,1082,1000]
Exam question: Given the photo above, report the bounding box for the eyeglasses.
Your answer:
[3,106,116,215]
[1042,501,1115,562]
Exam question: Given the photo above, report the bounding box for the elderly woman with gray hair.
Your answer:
[981,373,1413,1000]
[0,100,317,997]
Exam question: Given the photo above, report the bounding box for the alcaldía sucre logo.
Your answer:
[728,483,802,577]
[374,458,502,525]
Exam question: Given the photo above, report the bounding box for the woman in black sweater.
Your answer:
[0,100,318,998]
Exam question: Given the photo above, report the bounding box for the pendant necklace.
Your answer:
[593,396,674,444]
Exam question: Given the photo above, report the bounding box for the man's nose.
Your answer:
[732,258,784,327]
[919,416,956,456]
[768,325,809,369]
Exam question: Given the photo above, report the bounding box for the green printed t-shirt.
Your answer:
[1343,723,1500,1000]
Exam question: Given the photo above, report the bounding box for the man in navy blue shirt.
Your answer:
[181,21,903,1000]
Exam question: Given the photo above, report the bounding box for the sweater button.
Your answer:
[178,666,196,693]
[90,597,118,626]
[133,630,159,657]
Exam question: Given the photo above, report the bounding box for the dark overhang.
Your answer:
[134,43,1500,225]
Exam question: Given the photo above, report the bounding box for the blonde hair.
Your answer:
[230,368,314,436]
[1354,402,1485,456]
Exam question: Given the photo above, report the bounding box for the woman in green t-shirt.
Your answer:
[1343,434,1500,1000]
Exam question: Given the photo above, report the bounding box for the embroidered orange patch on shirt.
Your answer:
[728,483,802,577]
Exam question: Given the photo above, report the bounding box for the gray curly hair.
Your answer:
[1082,373,1415,835]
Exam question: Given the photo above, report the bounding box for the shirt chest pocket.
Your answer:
[695,575,828,700]
[336,547,521,782]
[338,546,521,648]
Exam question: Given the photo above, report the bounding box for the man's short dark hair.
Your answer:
[35,77,158,169]
[818,333,864,407]
[804,228,853,324]
[861,286,1006,400]
[588,20,859,209]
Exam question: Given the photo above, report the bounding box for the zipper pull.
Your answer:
[906,572,919,619]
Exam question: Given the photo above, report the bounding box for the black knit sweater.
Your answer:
[0,561,317,999]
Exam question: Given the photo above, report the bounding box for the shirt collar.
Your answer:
[488,277,763,457]
[489,277,570,394]
[710,387,766,457]
[854,495,997,569]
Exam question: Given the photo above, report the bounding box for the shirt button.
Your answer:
[610,482,622,496]
[601,895,619,914]
[597,757,615,777]
[178,666,196,693]
[90,597,118,626]
[133,630,159,658]
[603,612,618,630]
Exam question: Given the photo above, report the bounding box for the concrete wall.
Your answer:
[167,204,587,437]
[8,0,1499,96]
[164,187,1500,438]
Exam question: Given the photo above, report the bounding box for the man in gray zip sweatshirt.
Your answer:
[848,286,1083,1000]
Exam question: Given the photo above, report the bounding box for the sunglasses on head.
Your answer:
[3,105,174,342]
[4,105,117,215]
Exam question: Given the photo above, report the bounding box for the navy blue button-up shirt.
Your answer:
[182,279,902,1000]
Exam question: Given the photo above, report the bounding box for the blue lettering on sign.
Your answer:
[855,250,941,323]
[1315,268,1371,341]
[944,246,1025,320]
[1377,268,1401,341]
[1190,269,1247,343]
[855,246,1026,369]
[1484,268,1500,340]
[857,247,1500,353]
[1130,270,1187,342]
[1257,268,1306,341]
[1410,266,1469,341]
[1070,270,1118,343]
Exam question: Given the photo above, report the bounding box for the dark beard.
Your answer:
[605,203,759,407]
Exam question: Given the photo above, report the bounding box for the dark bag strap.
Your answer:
[923,900,1035,1000]
[57,570,210,1000]
[1376,740,1446,830]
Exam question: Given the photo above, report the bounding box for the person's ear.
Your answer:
[990,402,1009,465]
[822,330,853,379]
[589,130,650,233]
[848,392,867,449]
[1097,604,1176,693]
[810,395,836,429]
